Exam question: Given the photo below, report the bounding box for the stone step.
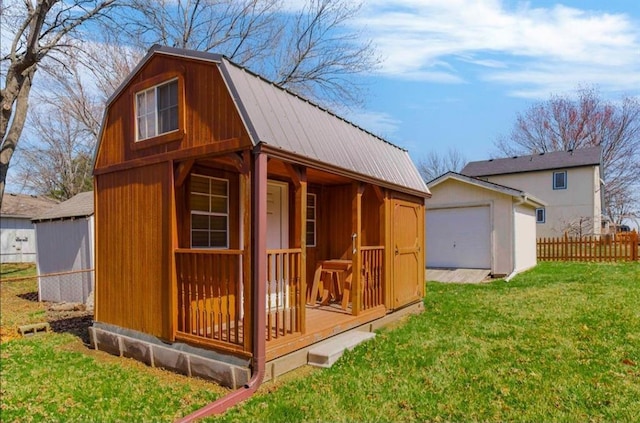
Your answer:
[308,331,376,368]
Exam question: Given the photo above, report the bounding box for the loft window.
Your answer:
[135,79,178,141]
[536,208,545,224]
[190,174,229,248]
[306,193,316,247]
[553,171,567,190]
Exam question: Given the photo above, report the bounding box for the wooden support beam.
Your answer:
[283,162,303,188]
[372,185,384,203]
[174,159,194,188]
[351,182,363,316]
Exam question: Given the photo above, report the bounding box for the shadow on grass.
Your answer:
[17,292,39,302]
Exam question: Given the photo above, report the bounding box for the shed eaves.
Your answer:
[461,146,602,177]
[33,191,94,221]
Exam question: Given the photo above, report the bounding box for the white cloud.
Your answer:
[346,110,402,139]
[357,0,640,98]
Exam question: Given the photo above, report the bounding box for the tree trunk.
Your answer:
[0,68,36,209]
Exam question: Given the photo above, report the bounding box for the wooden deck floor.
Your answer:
[266,303,386,361]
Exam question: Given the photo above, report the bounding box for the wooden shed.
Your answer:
[91,45,430,387]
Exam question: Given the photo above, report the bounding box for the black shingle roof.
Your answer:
[461,146,602,177]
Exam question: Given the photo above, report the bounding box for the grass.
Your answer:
[0,264,43,343]
[1,261,639,422]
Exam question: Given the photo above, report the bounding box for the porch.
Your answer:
[174,246,386,360]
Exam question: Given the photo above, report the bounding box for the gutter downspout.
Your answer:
[176,150,267,422]
[505,195,527,282]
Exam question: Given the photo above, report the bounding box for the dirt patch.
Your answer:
[47,309,93,345]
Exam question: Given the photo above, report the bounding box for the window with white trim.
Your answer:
[553,171,567,190]
[536,208,545,224]
[306,193,316,247]
[190,174,228,248]
[135,79,178,141]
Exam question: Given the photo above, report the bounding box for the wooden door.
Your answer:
[391,199,424,309]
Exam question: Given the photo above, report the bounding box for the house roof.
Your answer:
[461,146,602,177]
[427,171,546,208]
[1,193,58,219]
[102,45,429,197]
[33,191,94,221]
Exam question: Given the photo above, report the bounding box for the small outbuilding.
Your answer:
[1,193,57,263]
[32,191,94,303]
[426,172,546,277]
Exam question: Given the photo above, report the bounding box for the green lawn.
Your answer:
[1,261,639,422]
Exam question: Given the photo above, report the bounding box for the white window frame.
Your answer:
[553,170,567,190]
[190,174,229,249]
[135,78,179,142]
[536,208,546,224]
[306,193,316,247]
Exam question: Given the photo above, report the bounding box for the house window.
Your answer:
[190,174,228,248]
[306,193,316,247]
[536,208,546,224]
[553,171,567,190]
[135,79,178,141]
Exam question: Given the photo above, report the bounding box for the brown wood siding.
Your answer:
[361,185,382,246]
[94,162,172,339]
[96,56,251,170]
[323,185,353,260]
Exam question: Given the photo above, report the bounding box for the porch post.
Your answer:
[241,151,252,353]
[252,150,267,375]
[352,182,364,316]
[293,167,307,333]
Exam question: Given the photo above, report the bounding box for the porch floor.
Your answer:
[265,304,386,361]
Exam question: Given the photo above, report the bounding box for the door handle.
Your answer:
[352,233,357,254]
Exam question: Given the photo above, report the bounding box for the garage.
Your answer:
[426,205,491,269]
[425,172,546,277]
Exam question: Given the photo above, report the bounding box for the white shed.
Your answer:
[32,191,94,303]
[426,172,545,278]
[1,193,58,263]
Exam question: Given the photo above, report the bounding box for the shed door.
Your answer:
[426,206,491,269]
[391,199,423,309]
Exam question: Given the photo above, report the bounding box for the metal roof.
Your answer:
[428,172,546,208]
[33,191,94,221]
[461,146,602,177]
[218,57,429,196]
[1,193,58,219]
[98,45,429,197]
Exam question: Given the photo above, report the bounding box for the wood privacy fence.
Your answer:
[537,231,639,262]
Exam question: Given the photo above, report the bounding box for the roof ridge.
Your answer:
[219,56,407,153]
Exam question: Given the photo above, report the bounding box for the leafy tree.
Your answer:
[418,148,467,182]
[495,87,640,226]
[0,0,118,208]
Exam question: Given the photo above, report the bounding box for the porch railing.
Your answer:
[266,248,303,341]
[360,246,384,310]
[175,249,245,350]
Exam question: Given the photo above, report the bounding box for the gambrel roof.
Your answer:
[461,146,601,177]
[102,45,429,197]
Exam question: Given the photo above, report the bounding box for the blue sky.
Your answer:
[339,0,640,165]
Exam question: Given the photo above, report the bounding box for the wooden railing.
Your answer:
[537,231,638,262]
[266,249,303,340]
[360,246,384,310]
[175,249,245,350]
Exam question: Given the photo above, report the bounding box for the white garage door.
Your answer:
[426,206,491,269]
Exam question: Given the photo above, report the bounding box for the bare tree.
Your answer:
[418,148,467,182]
[495,87,640,225]
[0,0,118,208]
[118,0,379,107]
